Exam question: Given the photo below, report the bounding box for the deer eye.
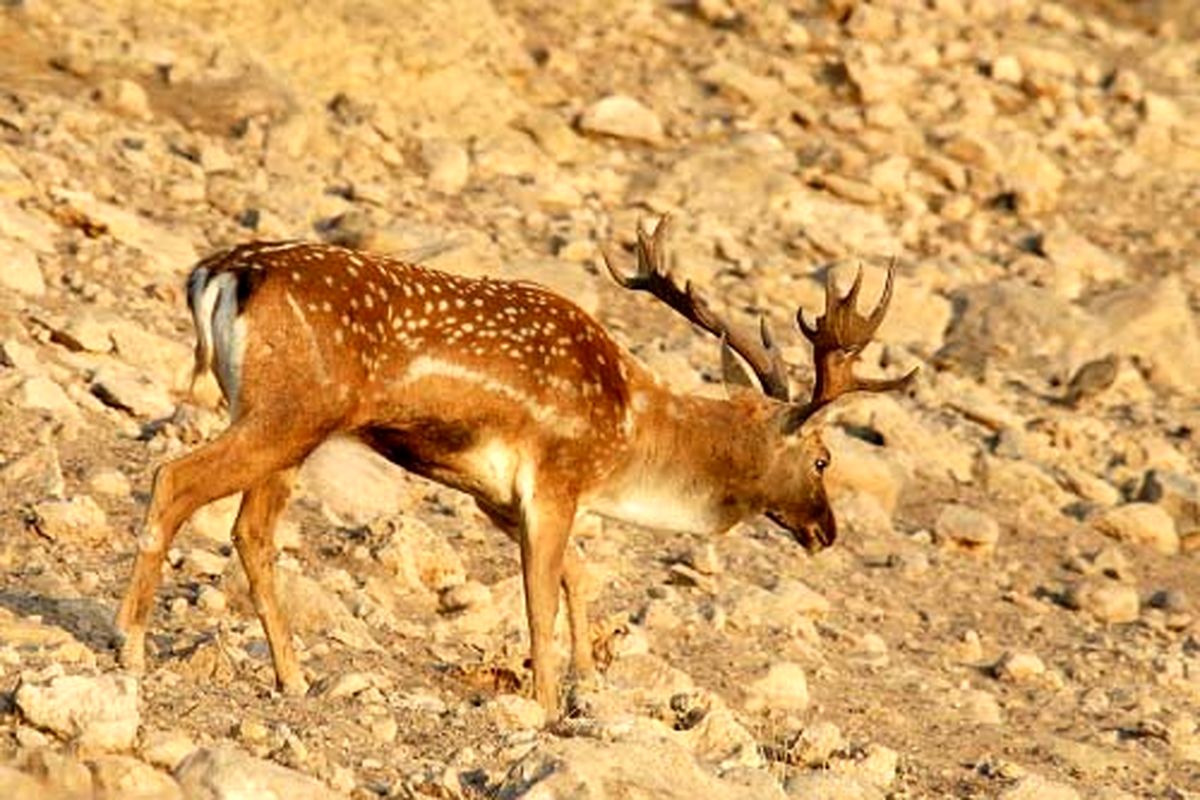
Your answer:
[815,457,829,473]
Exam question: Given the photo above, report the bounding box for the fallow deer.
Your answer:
[113,215,915,716]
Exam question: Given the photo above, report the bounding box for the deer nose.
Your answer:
[801,517,837,552]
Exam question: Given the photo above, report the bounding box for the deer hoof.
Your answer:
[117,638,146,674]
[279,674,310,697]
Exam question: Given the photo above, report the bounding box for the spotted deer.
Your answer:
[114,215,915,716]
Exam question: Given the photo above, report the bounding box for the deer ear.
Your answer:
[720,336,758,393]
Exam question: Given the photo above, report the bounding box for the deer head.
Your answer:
[602,215,916,551]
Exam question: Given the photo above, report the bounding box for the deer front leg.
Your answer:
[231,468,307,695]
[561,545,595,680]
[518,485,576,717]
[115,414,321,675]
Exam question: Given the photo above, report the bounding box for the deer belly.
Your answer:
[588,483,730,536]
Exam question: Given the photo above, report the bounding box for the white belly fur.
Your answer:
[586,480,724,535]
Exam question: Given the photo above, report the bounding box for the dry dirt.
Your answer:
[0,1,1198,798]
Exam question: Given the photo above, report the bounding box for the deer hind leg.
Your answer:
[114,414,323,674]
[231,468,306,695]
[517,481,576,718]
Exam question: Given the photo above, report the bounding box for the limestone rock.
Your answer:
[290,571,380,651]
[999,774,1081,800]
[993,650,1046,682]
[486,694,546,730]
[700,60,784,108]
[375,516,466,593]
[0,239,45,296]
[88,754,182,800]
[0,608,95,665]
[89,467,132,497]
[831,743,899,789]
[1,338,45,375]
[12,749,93,798]
[90,363,175,419]
[20,376,79,417]
[32,495,109,543]
[140,729,199,771]
[298,438,411,525]
[578,94,664,144]
[1000,138,1064,215]
[824,428,907,517]
[174,746,346,800]
[784,772,884,800]
[107,320,192,389]
[438,580,491,613]
[991,54,1024,84]
[1087,275,1200,393]
[1138,470,1200,537]
[1093,503,1179,555]
[956,688,1004,725]
[605,652,696,698]
[939,281,1101,379]
[1038,224,1127,288]
[935,504,1000,558]
[16,673,140,752]
[1066,579,1140,624]
[420,138,470,195]
[50,189,197,274]
[744,662,809,712]
[2,443,65,498]
[675,694,764,768]
[186,494,241,545]
[778,187,901,259]
[97,78,153,120]
[51,314,115,353]
[726,579,830,632]
[789,721,845,766]
[496,735,774,800]
[984,457,1071,510]
[0,766,45,800]
[183,548,229,578]
[0,198,57,252]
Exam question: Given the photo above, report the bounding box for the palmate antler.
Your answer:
[603,215,916,416]
[797,261,918,414]
[601,215,791,401]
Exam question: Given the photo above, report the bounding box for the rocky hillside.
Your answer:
[0,0,1198,797]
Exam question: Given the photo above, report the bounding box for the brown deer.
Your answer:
[113,215,914,716]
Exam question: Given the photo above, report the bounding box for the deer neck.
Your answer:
[584,374,771,535]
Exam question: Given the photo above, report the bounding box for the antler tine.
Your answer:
[759,315,775,351]
[831,265,864,317]
[602,214,674,290]
[602,215,791,401]
[865,257,897,333]
[793,261,916,415]
[600,243,635,289]
[796,306,818,341]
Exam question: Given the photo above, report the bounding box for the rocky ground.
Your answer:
[0,0,1198,797]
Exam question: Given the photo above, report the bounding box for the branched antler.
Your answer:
[796,261,917,411]
[601,215,790,401]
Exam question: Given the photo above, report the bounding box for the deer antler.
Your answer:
[601,215,791,401]
[796,261,917,411]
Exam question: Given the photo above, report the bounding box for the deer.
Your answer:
[113,215,915,717]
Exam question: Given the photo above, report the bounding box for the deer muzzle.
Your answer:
[766,508,837,553]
